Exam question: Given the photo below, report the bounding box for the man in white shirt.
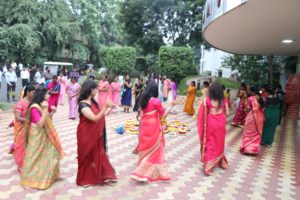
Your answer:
[21,67,30,87]
[34,68,43,85]
[5,67,17,101]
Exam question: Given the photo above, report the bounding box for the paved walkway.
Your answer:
[0,102,299,200]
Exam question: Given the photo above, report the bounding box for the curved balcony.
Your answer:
[202,0,300,56]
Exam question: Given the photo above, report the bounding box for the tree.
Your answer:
[222,55,281,86]
[159,46,197,83]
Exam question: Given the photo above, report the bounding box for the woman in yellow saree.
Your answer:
[21,87,63,190]
[184,81,197,115]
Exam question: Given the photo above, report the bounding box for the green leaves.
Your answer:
[100,46,136,75]
[159,46,197,83]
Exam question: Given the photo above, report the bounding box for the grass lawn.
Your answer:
[216,77,239,89]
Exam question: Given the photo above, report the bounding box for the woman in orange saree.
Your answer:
[184,81,197,115]
[21,87,63,190]
[131,81,173,182]
[240,86,265,155]
[11,85,35,173]
[76,80,116,187]
[197,82,229,175]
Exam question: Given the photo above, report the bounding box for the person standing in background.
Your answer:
[21,67,30,87]
[44,67,53,87]
[29,66,37,82]
[6,67,17,102]
[67,76,81,119]
[162,76,170,102]
[69,67,80,81]
[34,68,42,85]
[58,72,68,106]
[110,75,121,113]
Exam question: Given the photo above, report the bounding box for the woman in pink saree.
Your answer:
[131,81,173,182]
[197,82,229,175]
[98,75,111,109]
[67,77,81,119]
[47,75,60,113]
[58,73,68,106]
[240,86,265,155]
[110,76,121,112]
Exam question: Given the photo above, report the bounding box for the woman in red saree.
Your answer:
[231,83,248,128]
[240,86,265,155]
[76,80,116,187]
[11,85,35,172]
[47,75,60,113]
[131,81,173,182]
[197,82,229,176]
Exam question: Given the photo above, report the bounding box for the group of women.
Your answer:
[8,74,283,190]
[235,84,281,155]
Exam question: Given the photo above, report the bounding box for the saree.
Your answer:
[76,102,116,186]
[111,81,121,106]
[98,80,111,109]
[232,97,247,126]
[47,82,60,112]
[121,83,132,106]
[184,86,197,115]
[197,97,228,175]
[12,100,29,172]
[58,76,68,105]
[261,104,280,145]
[21,104,63,189]
[67,82,80,119]
[131,110,170,182]
[240,96,264,154]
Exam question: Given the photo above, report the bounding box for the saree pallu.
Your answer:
[76,103,116,186]
[197,99,228,174]
[13,121,25,173]
[183,86,196,115]
[261,105,280,145]
[232,98,246,126]
[21,104,63,189]
[240,97,264,154]
[131,110,170,182]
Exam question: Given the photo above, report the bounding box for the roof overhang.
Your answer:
[203,0,300,56]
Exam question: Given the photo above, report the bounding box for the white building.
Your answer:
[201,47,233,78]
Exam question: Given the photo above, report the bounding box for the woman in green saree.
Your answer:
[261,86,280,146]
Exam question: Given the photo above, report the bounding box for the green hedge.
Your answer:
[99,46,110,67]
[159,46,197,83]
[99,46,136,75]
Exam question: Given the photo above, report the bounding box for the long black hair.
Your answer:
[28,87,48,108]
[139,81,158,109]
[78,80,98,106]
[250,86,265,108]
[209,82,224,108]
[23,85,36,98]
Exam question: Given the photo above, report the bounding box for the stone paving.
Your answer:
[0,99,299,200]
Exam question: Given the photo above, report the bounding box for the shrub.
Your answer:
[159,46,197,83]
[106,47,136,75]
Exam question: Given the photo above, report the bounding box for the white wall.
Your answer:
[201,48,233,78]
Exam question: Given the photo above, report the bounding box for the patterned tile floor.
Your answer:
[0,103,299,200]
